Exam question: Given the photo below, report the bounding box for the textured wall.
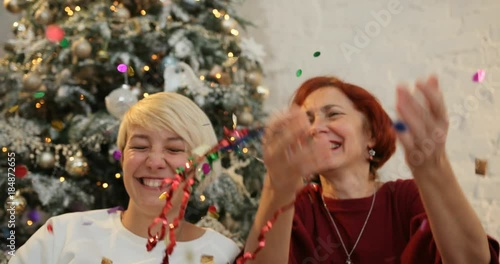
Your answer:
[237,0,500,242]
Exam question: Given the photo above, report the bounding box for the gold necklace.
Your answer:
[320,189,377,264]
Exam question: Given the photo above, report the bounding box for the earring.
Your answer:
[368,148,376,161]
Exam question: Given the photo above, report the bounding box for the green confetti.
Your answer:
[296,69,302,77]
[313,51,321,57]
[60,38,70,48]
[33,91,45,98]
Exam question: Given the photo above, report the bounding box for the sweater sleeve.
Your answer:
[398,180,500,264]
[8,218,57,264]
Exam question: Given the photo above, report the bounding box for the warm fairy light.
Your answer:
[228,52,234,58]
[65,7,71,12]
[75,6,81,11]
[110,5,116,11]
[199,75,205,81]
[27,220,33,226]
[35,103,42,108]
[212,9,221,18]
[115,173,121,179]
[113,1,119,5]
[215,73,222,79]
[143,93,149,97]
[230,29,239,36]
[230,136,235,141]
[210,82,215,87]
[143,65,150,71]
[140,10,146,15]
[151,54,158,60]
[13,22,18,27]
[242,147,249,153]
[45,137,52,143]
[67,10,74,16]
[200,195,206,202]
[80,94,84,100]
[60,177,65,182]
[2,147,7,152]
[102,183,109,189]
[224,14,230,20]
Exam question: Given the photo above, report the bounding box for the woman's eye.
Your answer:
[327,112,341,118]
[130,146,147,150]
[166,148,185,153]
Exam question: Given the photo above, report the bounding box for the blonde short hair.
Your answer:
[116,92,220,175]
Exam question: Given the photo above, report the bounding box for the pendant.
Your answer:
[346,258,352,264]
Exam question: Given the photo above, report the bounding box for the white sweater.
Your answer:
[9,209,240,264]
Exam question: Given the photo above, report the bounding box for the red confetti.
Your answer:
[473,69,486,83]
[47,222,53,234]
[14,165,28,178]
[45,25,65,42]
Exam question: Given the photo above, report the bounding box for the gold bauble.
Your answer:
[245,71,262,88]
[254,85,269,101]
[4,0,26,14]
[38,151,56,169]
[65,154,89,177]
[4,193,27,215]
[22,72,43,91]
[34,8,53,25]
[71,39,92,59]
[96,50,110,62]
[237,107,254,126]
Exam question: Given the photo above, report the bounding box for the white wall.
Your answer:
[237,0,500,241]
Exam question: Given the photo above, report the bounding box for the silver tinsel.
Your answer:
[0,115,43,155]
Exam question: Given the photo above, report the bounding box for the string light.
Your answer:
[215,73,222,79]
[75,6,81,11]
[230,29,239,36]
[115,173,121,179]
[67,10,74,16]
[230,136,235,141]
[80,94,84,100]
[143,93,149,97]
[228,52,234,58]
[140,10,146,15]
[242,147,249,154]
[110,5,116,11]
[151,54,158,60]
[212,9,221,18]
[27,220,33,226]
[143,65,150,71]
[102,183,109,189]
[35,103,42,109]
[199,75,205,81]
[59,177,65,182]
[200,195,206,202]
[45,137,52,143]
[2,147,8,152]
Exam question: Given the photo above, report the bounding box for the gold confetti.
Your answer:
[475,158,487,176]
[101,257,113,264]
[200,255,214,264]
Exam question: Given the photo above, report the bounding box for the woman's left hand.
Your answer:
[395,75,449,174]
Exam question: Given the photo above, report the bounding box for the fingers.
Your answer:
[416,75,448,125]
[396,85,427,142]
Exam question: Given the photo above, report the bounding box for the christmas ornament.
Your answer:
[45,24,65,42]
[4,0,26,13]
[245,71,262,88]
[12,20,27,36]
[254,86,269,100]
[71,38,92,59]
[22,72,43,91]
[237,108,254,126]
[105,84,138,119]
[14,164,28,178]
[117,63,128,73]
[4,192,27,215]
[173,38,193,58]
[65,152,89,177]
[34,7,53,25]
[163,62,210,96]
[221,17,238,34]
[97,50,110,62]
[38,151,56,169]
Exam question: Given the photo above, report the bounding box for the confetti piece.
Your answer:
[393,121,407,132]
[82,221,93,226]
[202,163,211,174]
[107,206,123,214]
[112,150,122,161]
[475,158,487,176]
[472,69,486,83]
[45,25,65,42]
[47,222,53,234]
[201,255,214,264]
[296,69,302,77]
[158,192,168,200]
[59,38,70,48]
[313,51,321,57]
[101,257,113,264]
[117,64,128,73]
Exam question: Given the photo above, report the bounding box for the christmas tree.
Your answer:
[0,0,268,260]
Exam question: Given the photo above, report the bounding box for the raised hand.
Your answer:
[395,75,449,173]
[262,105,335,194]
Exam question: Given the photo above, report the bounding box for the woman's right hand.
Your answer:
[262,105,334,196]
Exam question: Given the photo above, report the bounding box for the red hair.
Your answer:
[292,76,396,171]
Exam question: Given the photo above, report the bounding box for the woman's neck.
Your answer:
[122,203,183,239]
[319,167,377,199]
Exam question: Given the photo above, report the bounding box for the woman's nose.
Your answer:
[309,118,329,136]
[146,152,167,169]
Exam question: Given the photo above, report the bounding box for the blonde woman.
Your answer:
[11,92,240,264]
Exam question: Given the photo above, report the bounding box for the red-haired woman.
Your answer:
[245,76,499,263]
